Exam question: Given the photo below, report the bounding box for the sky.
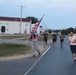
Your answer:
[0,0,76,30]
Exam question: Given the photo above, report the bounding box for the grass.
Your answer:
[0,43,31,57]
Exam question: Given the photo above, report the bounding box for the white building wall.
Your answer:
[21,22,31,34]
[0,21,31,34]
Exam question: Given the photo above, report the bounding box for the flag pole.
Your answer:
[25,15,44,44]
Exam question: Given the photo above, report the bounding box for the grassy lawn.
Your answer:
[0,43,31,57]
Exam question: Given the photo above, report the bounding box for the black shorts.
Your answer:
[60,39,64,43]
[44,38,47,42]
[70,45,76,53]
[53,38,56,42]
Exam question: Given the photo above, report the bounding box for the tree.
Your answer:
[61,29,67,35]
[26,16,39,24]
[61,27,74,35]
[48,29,52,33]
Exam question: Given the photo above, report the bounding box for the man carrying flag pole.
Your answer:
[26,15,44,57]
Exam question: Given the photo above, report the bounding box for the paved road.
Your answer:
[26,36,76,75]
[0,36,76,75]
[0,57,40,75]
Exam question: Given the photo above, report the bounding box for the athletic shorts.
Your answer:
[70,45,76,53]
[60,39,64,43]
[53,38,56,42]
[44,39,47,42]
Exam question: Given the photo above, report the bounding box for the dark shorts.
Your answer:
[53,38,56,42]
[70,45,76,53]
[60,39,64,43]
[44,39,47,42]
[44,38,47,42]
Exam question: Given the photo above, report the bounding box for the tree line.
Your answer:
[48,27,76,35]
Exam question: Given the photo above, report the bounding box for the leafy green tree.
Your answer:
[26,16,39,24]
[61,29,67,35]
[48,29,52,33]
[61,27,74,35]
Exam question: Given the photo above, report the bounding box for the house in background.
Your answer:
[0,16,31,34]
[0,16,43,34]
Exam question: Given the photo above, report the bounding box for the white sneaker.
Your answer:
[74,58,76,62]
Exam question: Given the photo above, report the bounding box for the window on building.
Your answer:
[7,29,9,31]
[0,23,2,24]
[25,24,28,26]
[7,23,9,25]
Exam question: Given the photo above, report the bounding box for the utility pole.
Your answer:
[19,5,23,34]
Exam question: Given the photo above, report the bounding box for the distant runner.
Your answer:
[69,31,76,62]
[43,31,48,48]
[52,32,57,46]
[60,33,65,47]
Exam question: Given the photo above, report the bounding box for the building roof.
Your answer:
[0,16,30,22]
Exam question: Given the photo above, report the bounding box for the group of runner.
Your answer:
[28,30,64,56]
[28,29,76,62]
[52,32,65,47]
[52,31,76,62]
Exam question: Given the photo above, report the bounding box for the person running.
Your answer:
[52,32,57,46]
[69,31,76,62]
[29,27,40,57]
[43,31,48,48]
[60,33,65,47]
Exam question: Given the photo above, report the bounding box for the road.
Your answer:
[0,36,76,75]
[26,36,76,75]
[0,56,40,75]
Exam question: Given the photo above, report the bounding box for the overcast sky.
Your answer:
[0,0,76,29]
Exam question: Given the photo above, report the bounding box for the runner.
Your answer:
[29,27,40,57]
[60,33,65,47]
[52,32,57,46]
[69,31,76,62]
[43,31,48,48]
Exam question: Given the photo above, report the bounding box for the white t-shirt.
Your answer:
[69,35,76,45]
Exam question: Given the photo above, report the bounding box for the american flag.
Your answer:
[25,15,44,44]
[32,15,44,32]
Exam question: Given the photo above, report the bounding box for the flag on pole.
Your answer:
[37,15,44,27]
[32,15,44,32]
[25,15,44,44]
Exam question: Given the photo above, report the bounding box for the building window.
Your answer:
[7,23,9,25]
[25,24,28,26]
[7,29,9,31]
[0,23,2,24]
